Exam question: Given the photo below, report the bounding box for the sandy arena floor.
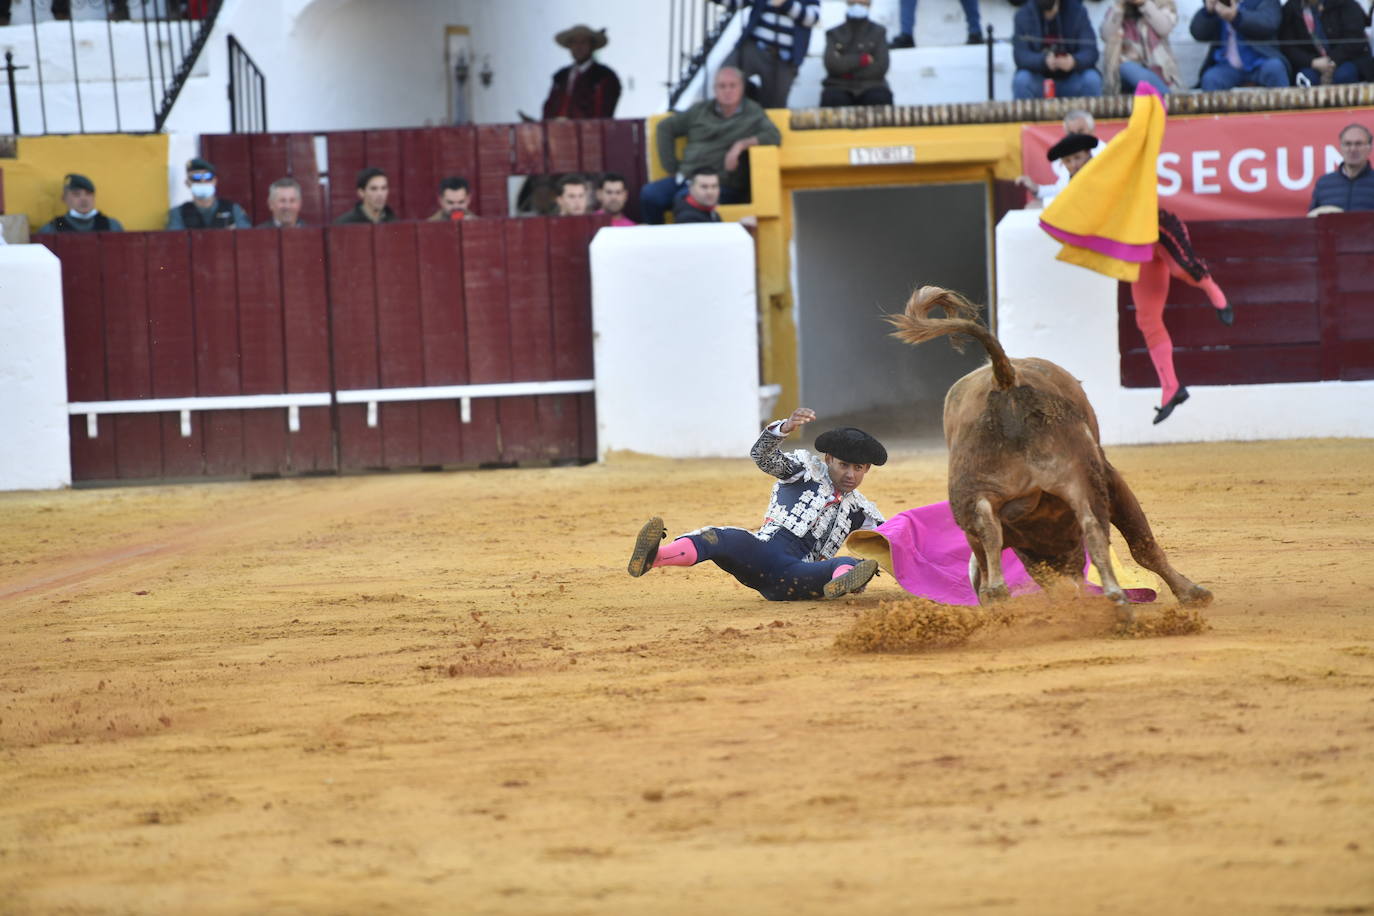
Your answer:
[1,438,1372,915]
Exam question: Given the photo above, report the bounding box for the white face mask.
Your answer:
[846,3,870,16]
[190,181,216,200]
[69,208,98,220]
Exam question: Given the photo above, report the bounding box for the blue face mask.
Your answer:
[190,181,216,201]
[846,3,870,16]
[69,208,98,220]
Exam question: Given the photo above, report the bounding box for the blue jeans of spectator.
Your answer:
[1012,67,1104,99]
[899,0,981,38]
[1119,60,1170,93]
[1199,57,1289,91]
[639,176,746,225]
[1298,60,1362,85]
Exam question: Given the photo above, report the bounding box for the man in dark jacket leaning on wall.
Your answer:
[821,0,894,107]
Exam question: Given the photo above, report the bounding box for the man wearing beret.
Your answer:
[542,24,621,120]
[36,174,124,234]
[627,407,886,601]
[166,158,251,230]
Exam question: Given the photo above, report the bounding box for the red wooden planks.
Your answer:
[51,234,107,402]
[476,125,513,218]
[415,221,467,465]
[513,122,547,176]
[277,227,335,473]
[247,133,291,225]
[601,120,646,222]
[327,224,382,469]
[325,131,367,222]
[537,394,581,460]
[144,232,202,477]
[235,228,289,476]
[461,219,512,384]
[547,216,595,380]
[201,134,254,222]
[100,233,161,479]
[374,222,424,467]
[577,119,605,174]
[500,218,553,462]
[400,128,439,221]
[190,231,245,476]
[286,133,326,228]
[437,126,480,216]
[545,119,581,174]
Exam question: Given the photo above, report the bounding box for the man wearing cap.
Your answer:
[542,24,621,120]
[166,158,251,230]
[627,406,886,601]
[36,174,124,234]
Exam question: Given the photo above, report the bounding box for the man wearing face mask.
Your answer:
[36,174,125,234]
[821,0,894,107]
[165,158,251,230]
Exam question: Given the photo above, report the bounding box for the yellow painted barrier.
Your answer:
[3,134,170,233]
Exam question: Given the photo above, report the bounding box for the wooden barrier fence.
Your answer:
[1117,212,1374,387]
[199,120,649,228]
[38,214,607,482]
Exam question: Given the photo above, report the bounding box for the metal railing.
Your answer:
[0,0,221,134]
[666,0,738,109]
[226,33,265,133]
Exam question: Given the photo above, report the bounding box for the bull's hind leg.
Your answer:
[968,497,1010,604]
[1062,486,1130,617]
[1106,464,1213,607]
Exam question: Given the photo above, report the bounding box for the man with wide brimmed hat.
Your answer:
[542,24,621,120]
[626,406,887,602]
[36,173,125,234]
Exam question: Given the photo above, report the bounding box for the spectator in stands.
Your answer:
[1279,0,1374,85]
[821,0,895,107]
[1012,0,1104,99]
[427,176,473,222]
[166,158,251,230]
[542,25,621,119]
[335,168,396,224]
[1015,109,1096,204]
[714,0,821,108]
[36,174,125,234]
[1101,0,1186,93]
[1191,0,1290,90]
[554,174,590,216]
[641,66,781,225]
[258,178,305,228]
[1308,123,1374,213]
[0,0,129,25]
[672,168,724,224]
[889,0,984,48]
[595,173,636,226]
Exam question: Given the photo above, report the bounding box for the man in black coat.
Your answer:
[821,0,894,106]
[1278,0,1374,84]
[541,25,621,120]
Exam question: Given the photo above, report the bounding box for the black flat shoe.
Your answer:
[824,559,879,599]
[1216,305,1234,326]
[627,517,666,577]
[888,33,915,49]
[966,32,984,44]
[1152,387,1189,425]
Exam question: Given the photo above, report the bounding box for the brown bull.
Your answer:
[887,286,1212,620]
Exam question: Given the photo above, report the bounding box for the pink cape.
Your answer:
[848,502,1157,606]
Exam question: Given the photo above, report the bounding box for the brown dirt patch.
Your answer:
[1,439,1372,914]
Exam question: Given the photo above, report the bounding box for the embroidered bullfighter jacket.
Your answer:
[749,421,884,562]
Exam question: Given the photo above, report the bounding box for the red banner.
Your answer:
[1021,107,1373,221]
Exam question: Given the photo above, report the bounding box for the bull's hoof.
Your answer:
[1180,585,1213,608]
[979,584,1011,605]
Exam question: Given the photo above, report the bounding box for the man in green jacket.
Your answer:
[641,66,781,224]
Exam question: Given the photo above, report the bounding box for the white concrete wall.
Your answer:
[995,209,1374,446]
[590,223,763,459]
[0,244,71,491]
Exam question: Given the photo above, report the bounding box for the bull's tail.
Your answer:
[886,286,1016,391]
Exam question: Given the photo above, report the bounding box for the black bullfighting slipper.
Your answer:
[627,517,666,578]
[824,559,879,599]
[1152,387,1190,425]
[1216,305,1235,326]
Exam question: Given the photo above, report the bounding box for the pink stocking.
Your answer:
[1132,254,1180,406]
[652,537,698,568]
[1162,251,1228,311]
[831,564,855,579]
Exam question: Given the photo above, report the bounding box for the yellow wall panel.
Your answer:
[3,133,170,233]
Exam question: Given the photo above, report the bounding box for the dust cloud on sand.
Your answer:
[1,439,1371,914]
